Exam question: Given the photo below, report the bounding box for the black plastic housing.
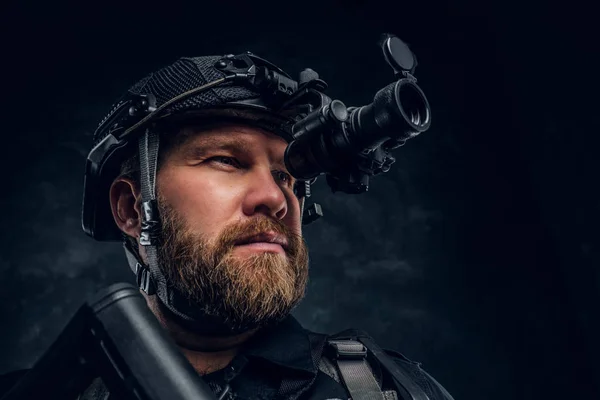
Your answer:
[1,283,216,400]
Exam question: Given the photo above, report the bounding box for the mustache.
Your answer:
[219,216,300,250]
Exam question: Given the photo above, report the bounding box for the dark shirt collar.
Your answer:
[240,314,321,376]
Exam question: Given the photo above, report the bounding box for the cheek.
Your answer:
[157,167,244,235]
[284,193,303,235]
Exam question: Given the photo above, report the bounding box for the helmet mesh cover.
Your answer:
[93,55,263,145]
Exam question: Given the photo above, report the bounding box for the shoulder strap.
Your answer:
[319,330,431,400]
[419,370,455,400]
[325,339,386,400]
[358,336,429,400]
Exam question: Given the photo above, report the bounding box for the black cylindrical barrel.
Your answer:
[346,79,431,150]
[90,283,216,400]
[284,78,431,180]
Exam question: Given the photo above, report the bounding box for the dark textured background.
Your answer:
[1,1,598,399]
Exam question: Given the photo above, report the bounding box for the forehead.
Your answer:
[171,123,288,156]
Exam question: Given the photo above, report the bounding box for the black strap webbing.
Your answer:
[358,337,429,400]
[421,370,455,400]
[137,129,167,299]
[328,340,385,400]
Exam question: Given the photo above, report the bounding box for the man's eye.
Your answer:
[274,170,293,186]
[208,156,240,168]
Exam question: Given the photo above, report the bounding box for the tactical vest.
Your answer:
[79,330,453,400]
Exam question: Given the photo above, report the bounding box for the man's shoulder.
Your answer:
[382,349,454,400]
[319,327,454,400]
[0,369,30,397]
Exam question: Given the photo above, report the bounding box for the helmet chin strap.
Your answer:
[131,128,258,336]
[129,127,311,336]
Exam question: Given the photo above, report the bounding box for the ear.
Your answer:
[109,177,142,239]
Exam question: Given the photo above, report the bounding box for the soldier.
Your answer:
[2,43,453,400]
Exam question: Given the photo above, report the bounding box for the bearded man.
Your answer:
[0,50,454,400]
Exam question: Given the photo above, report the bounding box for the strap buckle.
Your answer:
[326,339,385,400]
[140,200,160,246]
[328,340,368,360]
[135,262,156,295]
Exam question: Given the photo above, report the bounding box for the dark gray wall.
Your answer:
[1,1,598,399]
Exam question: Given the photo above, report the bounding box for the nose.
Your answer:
[241,168,288,220]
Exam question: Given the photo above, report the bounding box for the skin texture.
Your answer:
[109,124,309,375]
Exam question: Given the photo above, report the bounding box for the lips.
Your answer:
[234,231,289,250]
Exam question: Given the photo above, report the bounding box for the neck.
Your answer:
[142,292,258,375]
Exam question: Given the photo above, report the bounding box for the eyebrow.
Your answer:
[183,137,253,159]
